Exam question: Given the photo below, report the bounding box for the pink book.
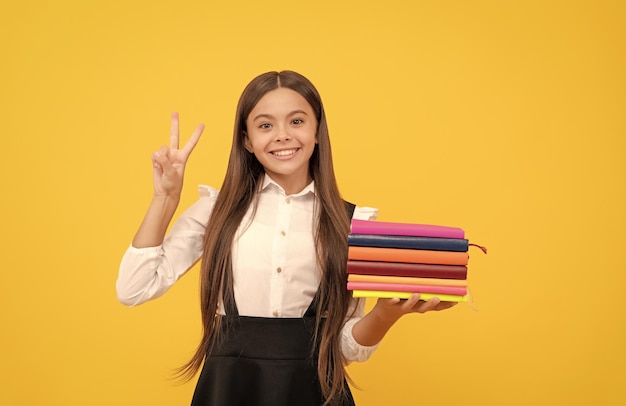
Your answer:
[351,219,464,239]
[347,281,467,296]
[352,290,468,302]
[347,274,467,287]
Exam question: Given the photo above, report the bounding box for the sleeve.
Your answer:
[340,204,380,362]
[341,298,380,363]
[352,205,378,221]
[116,185,218,306]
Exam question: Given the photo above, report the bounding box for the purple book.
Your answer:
[351,219,465,239]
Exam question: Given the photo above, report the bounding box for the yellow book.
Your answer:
[351,290,468,302]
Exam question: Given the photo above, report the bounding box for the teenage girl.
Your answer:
[117,70,456,406]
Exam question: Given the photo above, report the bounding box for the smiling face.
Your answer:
[244,87,318,194]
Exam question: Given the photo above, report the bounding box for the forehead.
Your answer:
[249,87,314,118]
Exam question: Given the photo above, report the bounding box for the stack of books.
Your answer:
[347,219,477,303]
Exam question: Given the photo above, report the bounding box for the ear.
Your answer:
[243,131,254,153]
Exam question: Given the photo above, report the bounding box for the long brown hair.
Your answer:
[177,71,353,403]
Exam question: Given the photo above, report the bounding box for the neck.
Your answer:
[268,172,312,195]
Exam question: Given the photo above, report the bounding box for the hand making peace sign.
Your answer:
[151,112,205,197]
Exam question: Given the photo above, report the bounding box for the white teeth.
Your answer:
[272,149,298,157]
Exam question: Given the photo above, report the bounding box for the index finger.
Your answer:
[181,123,205,157]
[170,112,180,149]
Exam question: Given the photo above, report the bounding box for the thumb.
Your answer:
[152,151,164,170]
[152,152,163,187]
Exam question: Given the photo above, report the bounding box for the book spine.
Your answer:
[348,281,467,295]
[351,290,468,302]
[348,234,469,252]
[348,246,469,266]
[348,274,467,287]
[351,219,465,239]
[347,260,468,279]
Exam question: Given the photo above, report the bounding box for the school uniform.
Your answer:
[117,174,379,405]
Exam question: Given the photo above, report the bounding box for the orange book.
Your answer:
[348,246,469,266]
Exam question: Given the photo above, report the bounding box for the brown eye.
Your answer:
[259,123,272,129]
[292,119,303,125]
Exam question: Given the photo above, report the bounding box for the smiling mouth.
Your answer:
[271,148,299,157]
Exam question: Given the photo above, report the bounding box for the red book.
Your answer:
[347,260,467,280]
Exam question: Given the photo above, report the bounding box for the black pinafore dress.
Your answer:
[190,202,357,406]
[190,294,356,406]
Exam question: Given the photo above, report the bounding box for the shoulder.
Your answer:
[352,205,379,221]
[197,184,219,200]
[178,185,219,221]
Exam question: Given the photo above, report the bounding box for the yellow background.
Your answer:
[1,0,624,405]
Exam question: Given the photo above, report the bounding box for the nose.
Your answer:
[275,125,291,142]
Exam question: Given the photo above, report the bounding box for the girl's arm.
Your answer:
[132,113,204,248]
[117,186,216,306]
[116,113,205,306]
[351,295,457,346]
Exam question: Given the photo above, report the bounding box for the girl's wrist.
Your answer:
[148,194,181,219]
[152,192,181,203]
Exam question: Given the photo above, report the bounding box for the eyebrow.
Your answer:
[252,110,309,122]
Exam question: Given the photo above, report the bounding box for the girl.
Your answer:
[117,70,456,406]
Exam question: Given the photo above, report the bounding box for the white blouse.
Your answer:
[117,174,379,362]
